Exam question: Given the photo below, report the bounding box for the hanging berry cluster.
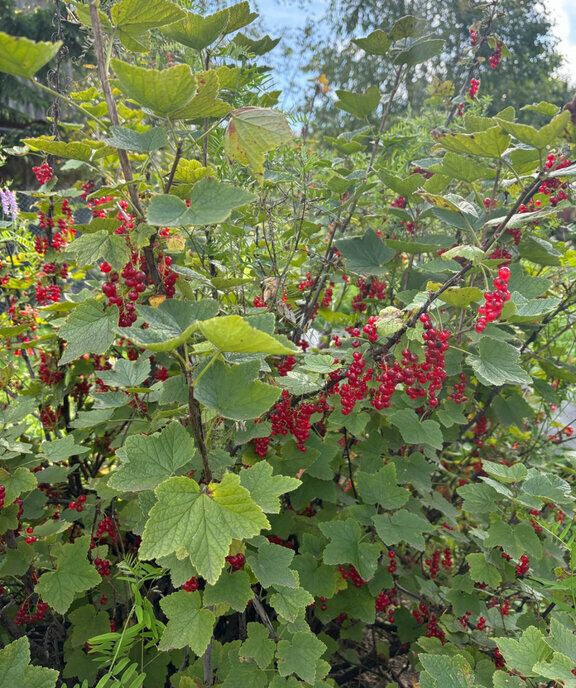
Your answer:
[351,277,386,312]
[468,78,480,99]
[489,41,503,69]
[476,266,510,332]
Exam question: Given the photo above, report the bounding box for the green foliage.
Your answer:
[0,2,575,687]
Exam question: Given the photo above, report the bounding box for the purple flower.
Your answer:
[0,188,18,220]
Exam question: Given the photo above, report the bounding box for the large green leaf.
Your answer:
[394,38,444,66]
[96,357,150,388]
[36,537,101,614]
[432,126,511,158]
[171,70,232,120]
[111,0,184,33]
[108,422,194,492]
[247,541,298,588]
[336,229,396,276]
[198,314,296,354]
[431,152,496,181]
[223,1,259,33]
[319,519,380,581]
[334,86,381,119]
[147,179,255,226]
[160,8,229,49]
[388,409,444,449]
[496,626,551,677]
[496,111,570,150]
[67,230,131,271]
[234,32,281,55]
[159,591,215,654]
[194,360,281,420]
[22,135,93,162]
[139,473,269,583]
[352,30,392,55]
[465,553,502,588]
[419,654,476,688]
[468,339,531,387]
[269,586,314,623]
[58,300,117,365]
[0,33,61,79]
[239,461,301,513]
[224,107,294,181]
[0,467,36,506]
[111,59,197,116]
[0,637,58,688]
[372,509,434,550]
[123,299,218,351]
[276,632,327,684]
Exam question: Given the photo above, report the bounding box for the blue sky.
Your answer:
[255,0,576,87]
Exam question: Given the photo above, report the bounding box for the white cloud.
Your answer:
[545,0,576,85]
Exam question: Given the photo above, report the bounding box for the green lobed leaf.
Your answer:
[22,135,93,162]
[372,509,434,550]
[171,70,232,120]
[97,357,150,388]
[240,623,275,669]
[496,111,570,149]
[336,229,396,276]
[496,626,551,677]
[0,637,58,688]
[465,553,502,588]
[334,86,381,119]
[356,463,409,509]
[0,32,61,79]
[108,422,195,492]
[159,590,215,654]
[224,106,294,181]
[161,9,229,49]
[239,461,301,513]
[468,339,531,387]
[247,541,298,588]
[104,125,168,152]
[269,586,314,623]
[319,519,380,581]
[419,654,476,688]
[432,126,511,158]
[0,467,37,505]
[139,473,269,584]
[67,230,131,271]
[198,314,296,354]
[276,632,327,684]
[36,536,101,614]
[58,300,117,365]
[388,409,444,449]
[394,38,444,66]
[203,569,253,612]
[353,29,392,55]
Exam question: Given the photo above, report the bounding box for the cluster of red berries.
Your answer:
[277,355,297,377]
[96,516,117,539]
[316,596,328,611]
[458,103,465,117]
[15,600,50,625]
[182,576,199,591]
[441,547,452,570]
[537,155,572,205]
[338,564,366,587]
[351,277,386,312]
[425,550,441,579]
[477,616,487,631]
[425,615,446,643]
[0,485,5,509]
[25,526,37,544]
[489,41,503,69]
[449,372,468,404]
[321,282,334,308]
[387,550,397,574]
[339,352,373,415]
[390,195,407,208]
[40,406,59,430]
[225,553,245,571]
[38,353,63,386]
[32,162,54,185]
[476,266,510,332]
[375,588,396,612]
[267,534,293,548]
[468,78,480,99]
[68,494,87,513]
[459,611,472,628]
[94,558,111,576]
[470,28,478,45]
[494,648,505,668]
[515,554,529,577]
[298,272,314,291]
[35,283,61,305]
[412,601,431,624]
[264,389,329,452]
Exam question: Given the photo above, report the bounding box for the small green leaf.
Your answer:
[224,107,294,181]
[240,623,275,669]
[111,0,185,33]
[389,15,424,40]
[234,32,281,55]
[105,125,168,152]
[336,229,396,276]
[223,1,259,34]
[67,230,131,271]
[319,519,380,580]
[108,422,194,492]
[388,409,444,449]
[0,33,61,79]
[139,473,269,584]
[466,552,502,588]
[203,569,253,612]
[518,236,562,266]
[496,111,570,150]
[40,435,90,462]
[373,509,434,550]
[97,357,150,388]
[432,126,511,158]
[239,461,301,513]
[0,467,37,506]
[22,135,93,162]
[171,70,232,120]
[194,360,281,420]
[276,632,326,684]
[482,461,527,483]
[58,300,117,365]
[468,339,531,387]
[36,537,101,614]
[394,38,444,66]
[248,541,298,588]
[269,586,314,622]
[334,86,381,119]
[419,654,476,688]
[353,30,392,55]
[159,590,215,654]
[357,463,409,509]
[160,8,229,49]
